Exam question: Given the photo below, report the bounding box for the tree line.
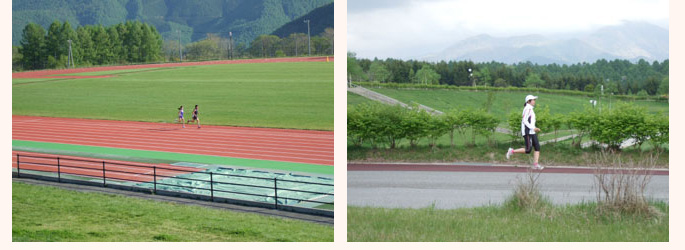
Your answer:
[18,20,163,70]
[174,28,334,62]
[14,20,333,71]
[348,52,669,96]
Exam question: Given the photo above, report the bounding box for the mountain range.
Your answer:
[12,0,334,46]
[422,21,668,64]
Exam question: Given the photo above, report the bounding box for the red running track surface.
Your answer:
[12,151,203,183]
[12,57,333,79]
[13,116,333,166]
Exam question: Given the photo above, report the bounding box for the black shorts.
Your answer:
[192,115,198,120]
[524,134,540,153]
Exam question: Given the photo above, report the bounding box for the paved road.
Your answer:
[348,170,668,209]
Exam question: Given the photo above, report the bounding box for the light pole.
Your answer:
[67,39,74,68]
[468,68,473,87]
[304,19,311,56]
[228,31,233,60]
[178,30,182,62]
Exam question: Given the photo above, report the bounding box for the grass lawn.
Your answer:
[55,68,173,76]
[12,181,333,242]
[347,202,668,241]
[366,88,669,120]
[13,62,333,130]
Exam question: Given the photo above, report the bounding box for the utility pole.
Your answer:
[228,31,233,60]
[67,39,74,68]
[304,19,311,56]
[178,30,182,62]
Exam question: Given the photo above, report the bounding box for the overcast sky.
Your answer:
[347,0,669,59]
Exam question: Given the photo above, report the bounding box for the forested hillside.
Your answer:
[271,2,333,38]
[12,0,333,45]
[348,53,669,97]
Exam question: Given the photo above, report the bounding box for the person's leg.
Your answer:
[512,148,526,154]
[511,135,530,154]
[532,134,542,169]
[196,118,201,128]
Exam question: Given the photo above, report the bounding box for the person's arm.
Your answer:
[522,107,536,131]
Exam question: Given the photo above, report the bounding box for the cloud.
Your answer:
[347,0,669,59]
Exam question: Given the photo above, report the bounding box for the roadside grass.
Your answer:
[12,181,333,242]
[348,139,669,168]
[13,62,333,130]
[347,201,668,242]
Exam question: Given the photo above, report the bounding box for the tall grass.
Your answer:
[592,151,664,217]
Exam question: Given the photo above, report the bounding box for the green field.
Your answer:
[12,181,333,242]
[13,62,333,130]
[348,203,668,242]
[355,88,669,122]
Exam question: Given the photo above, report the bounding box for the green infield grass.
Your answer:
[13,62,333,130]
[347,202,668,242]
[12,181,333,242]
[363,88,668,120]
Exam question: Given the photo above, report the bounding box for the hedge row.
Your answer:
[348,103,498,148]
[349,102,668,151]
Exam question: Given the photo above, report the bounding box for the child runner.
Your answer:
[506,95,543,170]
[189,104,201,128]
[178,105,185,128]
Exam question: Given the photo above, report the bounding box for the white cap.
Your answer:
[525,95,538,103]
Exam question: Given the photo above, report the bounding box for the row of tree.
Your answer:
[18,20,163,70]
[348,103,499,149]
[348,102,668,151]
[14,20,334,71]
[348,52,669,96]
[172,28,334,61]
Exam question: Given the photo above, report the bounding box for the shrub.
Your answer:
[592,151,662,217]
[425,114,450,148]
[444,108,469,147]
[505,170,548,211]
[566,106,598,147]
[590,103,647,151]
[402,104,432,147]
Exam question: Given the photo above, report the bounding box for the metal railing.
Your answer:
[13,154,334,210]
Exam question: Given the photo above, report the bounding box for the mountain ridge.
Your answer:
[423,21,668,64]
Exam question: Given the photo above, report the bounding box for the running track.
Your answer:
[12,151,202,183]
[13,115,333,166]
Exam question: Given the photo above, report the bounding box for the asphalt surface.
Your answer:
[348,169,668,209]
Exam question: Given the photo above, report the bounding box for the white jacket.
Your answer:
[521,104,536,136]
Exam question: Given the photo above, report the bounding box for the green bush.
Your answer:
[445,108,469,147]
[566,106,598,147]
[403,104,432,147]
[589,103,647,150]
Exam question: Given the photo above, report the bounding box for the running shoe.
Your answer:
[532,164,544,170]
[506,148,513,160]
